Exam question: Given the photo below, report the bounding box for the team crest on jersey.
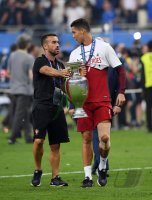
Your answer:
[34,129,39,135]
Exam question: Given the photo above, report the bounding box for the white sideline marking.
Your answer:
[0,167,152,179]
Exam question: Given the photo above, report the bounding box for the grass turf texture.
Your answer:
[0,116,152,200]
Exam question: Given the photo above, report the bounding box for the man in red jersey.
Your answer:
[69,18,126,188]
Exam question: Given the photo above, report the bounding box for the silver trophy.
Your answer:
[65,62,88,118]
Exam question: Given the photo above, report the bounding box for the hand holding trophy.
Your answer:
[65,62,88,118]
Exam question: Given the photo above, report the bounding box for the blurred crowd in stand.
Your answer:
[0,0,152,29]
[115,41,144,129]
[114,39,152,132]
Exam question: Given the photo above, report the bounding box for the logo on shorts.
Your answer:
[35,129,39,135]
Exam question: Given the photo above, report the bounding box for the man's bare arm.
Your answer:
[39,66,71,78]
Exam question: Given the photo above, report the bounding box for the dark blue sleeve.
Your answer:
[108,67,118,106]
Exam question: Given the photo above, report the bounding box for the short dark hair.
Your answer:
[70,18,90,32]
[27,44,35,53]
[41,33,57,47]
[17,37,29,49]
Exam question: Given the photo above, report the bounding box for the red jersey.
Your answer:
[85,67,111,102]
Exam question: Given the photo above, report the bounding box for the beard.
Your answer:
[49,50,59,57]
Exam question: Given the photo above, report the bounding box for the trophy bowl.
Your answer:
[66,62,82,71]
[65,62,88,118]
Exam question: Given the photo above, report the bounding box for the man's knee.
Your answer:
[82,132,92,144]
[34,138,44,147]
[101,134,109,143]
[50,144,60,152]
[99,134,110,150]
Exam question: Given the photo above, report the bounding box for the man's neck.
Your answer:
[45,52,56,61]
[83,33,93,46]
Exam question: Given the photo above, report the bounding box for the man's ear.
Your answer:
[80,28,85,35]
[43,43,47,51]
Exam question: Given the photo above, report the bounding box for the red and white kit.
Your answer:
[69,38,122,131]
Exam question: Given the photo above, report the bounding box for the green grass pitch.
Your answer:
[0,116,152,200]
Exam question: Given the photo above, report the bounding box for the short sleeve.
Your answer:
[68,46,82,63]
[106,44,122,68]
[33,57,48,73]
[69,51,77,63]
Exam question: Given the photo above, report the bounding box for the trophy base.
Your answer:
[72,108,88,119]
